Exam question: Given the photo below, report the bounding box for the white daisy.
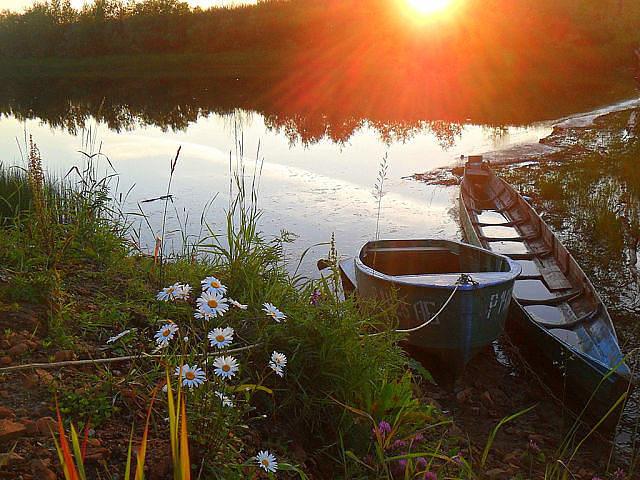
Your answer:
[196,291,229,319]
[256,450,278,472]
[106,329,131,344]
[262,302,286,322]
[156,284,178,301]
[154,323,178,346]
[174,283,192,300]
[215,391,234,407]
[229,298,248,310]
[269,362,284,377]
[213,356,239,379]
[270,351,287,368]
[201,276,227,295]
[175,364,206,388]
[208,327,234,349]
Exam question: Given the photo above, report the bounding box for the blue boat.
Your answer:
[459,155,633,427]
[339,239,521,375]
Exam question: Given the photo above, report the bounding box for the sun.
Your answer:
[405,0,453,15]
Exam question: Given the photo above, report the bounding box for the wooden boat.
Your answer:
[459,155,633,426]
[339,239,521,375]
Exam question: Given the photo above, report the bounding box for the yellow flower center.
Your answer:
[162,329,171,337]
[262,459,269,467]
[167,287,174,293]
[222,364,231,372]
[211,281,220,288]
[216,335,225,342]
[185,371,195,380]
[208,299,218,308]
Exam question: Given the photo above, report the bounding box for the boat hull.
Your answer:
[459,155,632,428]
[343,239,520,375]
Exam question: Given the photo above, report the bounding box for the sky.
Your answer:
[0,0,257,13]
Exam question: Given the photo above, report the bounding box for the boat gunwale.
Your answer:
[355,239,522,290]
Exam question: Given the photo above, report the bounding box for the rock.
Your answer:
[54,350,74,362]
[455,387,473,404]
[485,467,508,478]
[30,459,56,480]
[7,342,29,356]
[35,417,57,435]
[0,418,27,442]
[84,446,109,462]
[0,406,15,419]
[34,368,55,386]
[0,356,12,365]
[24,419,38,435]
[480,391,494,408]
[23,374,39,390]
[503,450,522,464]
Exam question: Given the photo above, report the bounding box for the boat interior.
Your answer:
[460,158,627,372]
[359,240,511,277]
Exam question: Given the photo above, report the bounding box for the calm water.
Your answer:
[0,106,554,275]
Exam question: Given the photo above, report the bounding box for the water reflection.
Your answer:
[1,77,469,146]
[1,74,626,148]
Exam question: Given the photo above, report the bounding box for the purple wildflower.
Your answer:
[373,421,392,437]
[415,457,427,470]
[412,433,425,443]
[393,439,406,449]
[310,289,321,306]
[423,472,437,480]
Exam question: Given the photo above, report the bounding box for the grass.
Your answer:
[0,133,637,479]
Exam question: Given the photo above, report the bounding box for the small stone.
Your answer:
[0,406,15,419]
[24,419,38,435]
[0,418,27,441]
[480,390,494,407]
[84,446,109,462]
[23,374,39,390]
[54,350,74,362]
[30,459,56,480]
[35,417,57,435]
[455,387,473,404]
[34,368,55,385]
[485,468,508,477]
[7,342,29,356]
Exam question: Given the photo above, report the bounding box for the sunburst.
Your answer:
[405,0,453,15]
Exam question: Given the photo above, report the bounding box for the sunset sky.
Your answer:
[0,0,257,13]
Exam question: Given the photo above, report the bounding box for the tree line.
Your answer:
[1,0,639,61]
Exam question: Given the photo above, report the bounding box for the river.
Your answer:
[0,97,556,276]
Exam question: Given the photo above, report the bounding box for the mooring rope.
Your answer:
[361,273,476,338]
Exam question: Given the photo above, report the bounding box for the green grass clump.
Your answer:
[0,142,455,479]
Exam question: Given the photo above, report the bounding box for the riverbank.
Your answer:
[1,127,636,479]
